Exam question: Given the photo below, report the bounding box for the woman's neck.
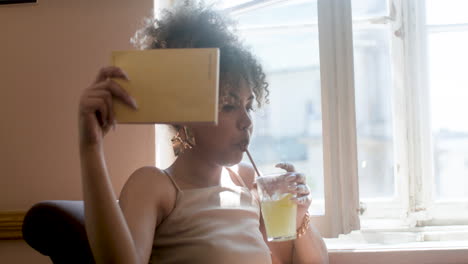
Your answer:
[167,149,223,188]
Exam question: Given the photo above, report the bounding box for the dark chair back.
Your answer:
[22,200,95,264]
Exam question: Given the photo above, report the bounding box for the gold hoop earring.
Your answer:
[171,126,196,156]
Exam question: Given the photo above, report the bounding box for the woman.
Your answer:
[78,3,328,264]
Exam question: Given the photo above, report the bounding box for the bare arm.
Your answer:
[78,66,148,263]
[81,148,173,263]
[292,224,329,264]
[80,144,139,264]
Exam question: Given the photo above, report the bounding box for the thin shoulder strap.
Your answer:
[162,170,182,192]
[225,167,259,204]
[226,167,248,189]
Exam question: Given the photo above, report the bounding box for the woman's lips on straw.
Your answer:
[239,143,248,151]
[237,139,250,152]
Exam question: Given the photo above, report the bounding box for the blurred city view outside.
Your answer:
[234,0,325,200]
[426,0,468,199]
[235,0,396,201]
[351,0,395,199]
[226,0,468,204]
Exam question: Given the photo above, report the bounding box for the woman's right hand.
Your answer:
[78,66,138,147]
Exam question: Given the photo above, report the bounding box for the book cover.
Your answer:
[111,48,219,124]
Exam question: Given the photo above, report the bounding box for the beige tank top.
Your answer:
[149,167,272,264]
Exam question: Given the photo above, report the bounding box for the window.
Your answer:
[356,0,468,230]
[352,0,400,221]
[228,0,325,215]
[425,0,468,222]
[155,0,468,242]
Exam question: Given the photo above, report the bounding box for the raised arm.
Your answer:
[80,144,139,263]
[78,66,145,263]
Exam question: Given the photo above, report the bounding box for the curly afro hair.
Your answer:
[131,1,269,107]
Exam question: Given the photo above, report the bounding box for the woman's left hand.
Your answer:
[276,162,312,227]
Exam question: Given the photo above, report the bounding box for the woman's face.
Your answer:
[189,79,254,166]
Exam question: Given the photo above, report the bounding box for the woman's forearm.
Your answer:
[293,223,329,264]
[80,144,139,264]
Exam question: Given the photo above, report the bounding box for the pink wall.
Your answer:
[0,0,154,262]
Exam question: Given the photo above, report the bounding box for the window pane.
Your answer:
[235,0,318,27]
[210,0,252,9]
[230,0,324,202]
[352,23,395,198]
[428,30,468,200]
[352,0,389,18]
[426,0,468,25]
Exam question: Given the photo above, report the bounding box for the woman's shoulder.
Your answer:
[122,166,177,214]
[126,166,173,188]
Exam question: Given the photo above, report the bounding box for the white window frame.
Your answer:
[392,0,435,227]
[356,0,429,225]
[420,1,468,225]
[360,0,468,227]
[350,0,404,223]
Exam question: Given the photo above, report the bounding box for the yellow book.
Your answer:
[111,48,219,124]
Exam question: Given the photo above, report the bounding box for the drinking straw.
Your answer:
[246,149,262,177]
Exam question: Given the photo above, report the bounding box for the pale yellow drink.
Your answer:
[261,193,297,241]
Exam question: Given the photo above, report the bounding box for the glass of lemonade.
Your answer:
[256,173,297,242]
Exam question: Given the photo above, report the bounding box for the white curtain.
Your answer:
[318,0,360,238]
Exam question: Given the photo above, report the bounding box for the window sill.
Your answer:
[327,240,468,251]
[327,246,468,264]
[325,226,468,249]
[325,228,468,264]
